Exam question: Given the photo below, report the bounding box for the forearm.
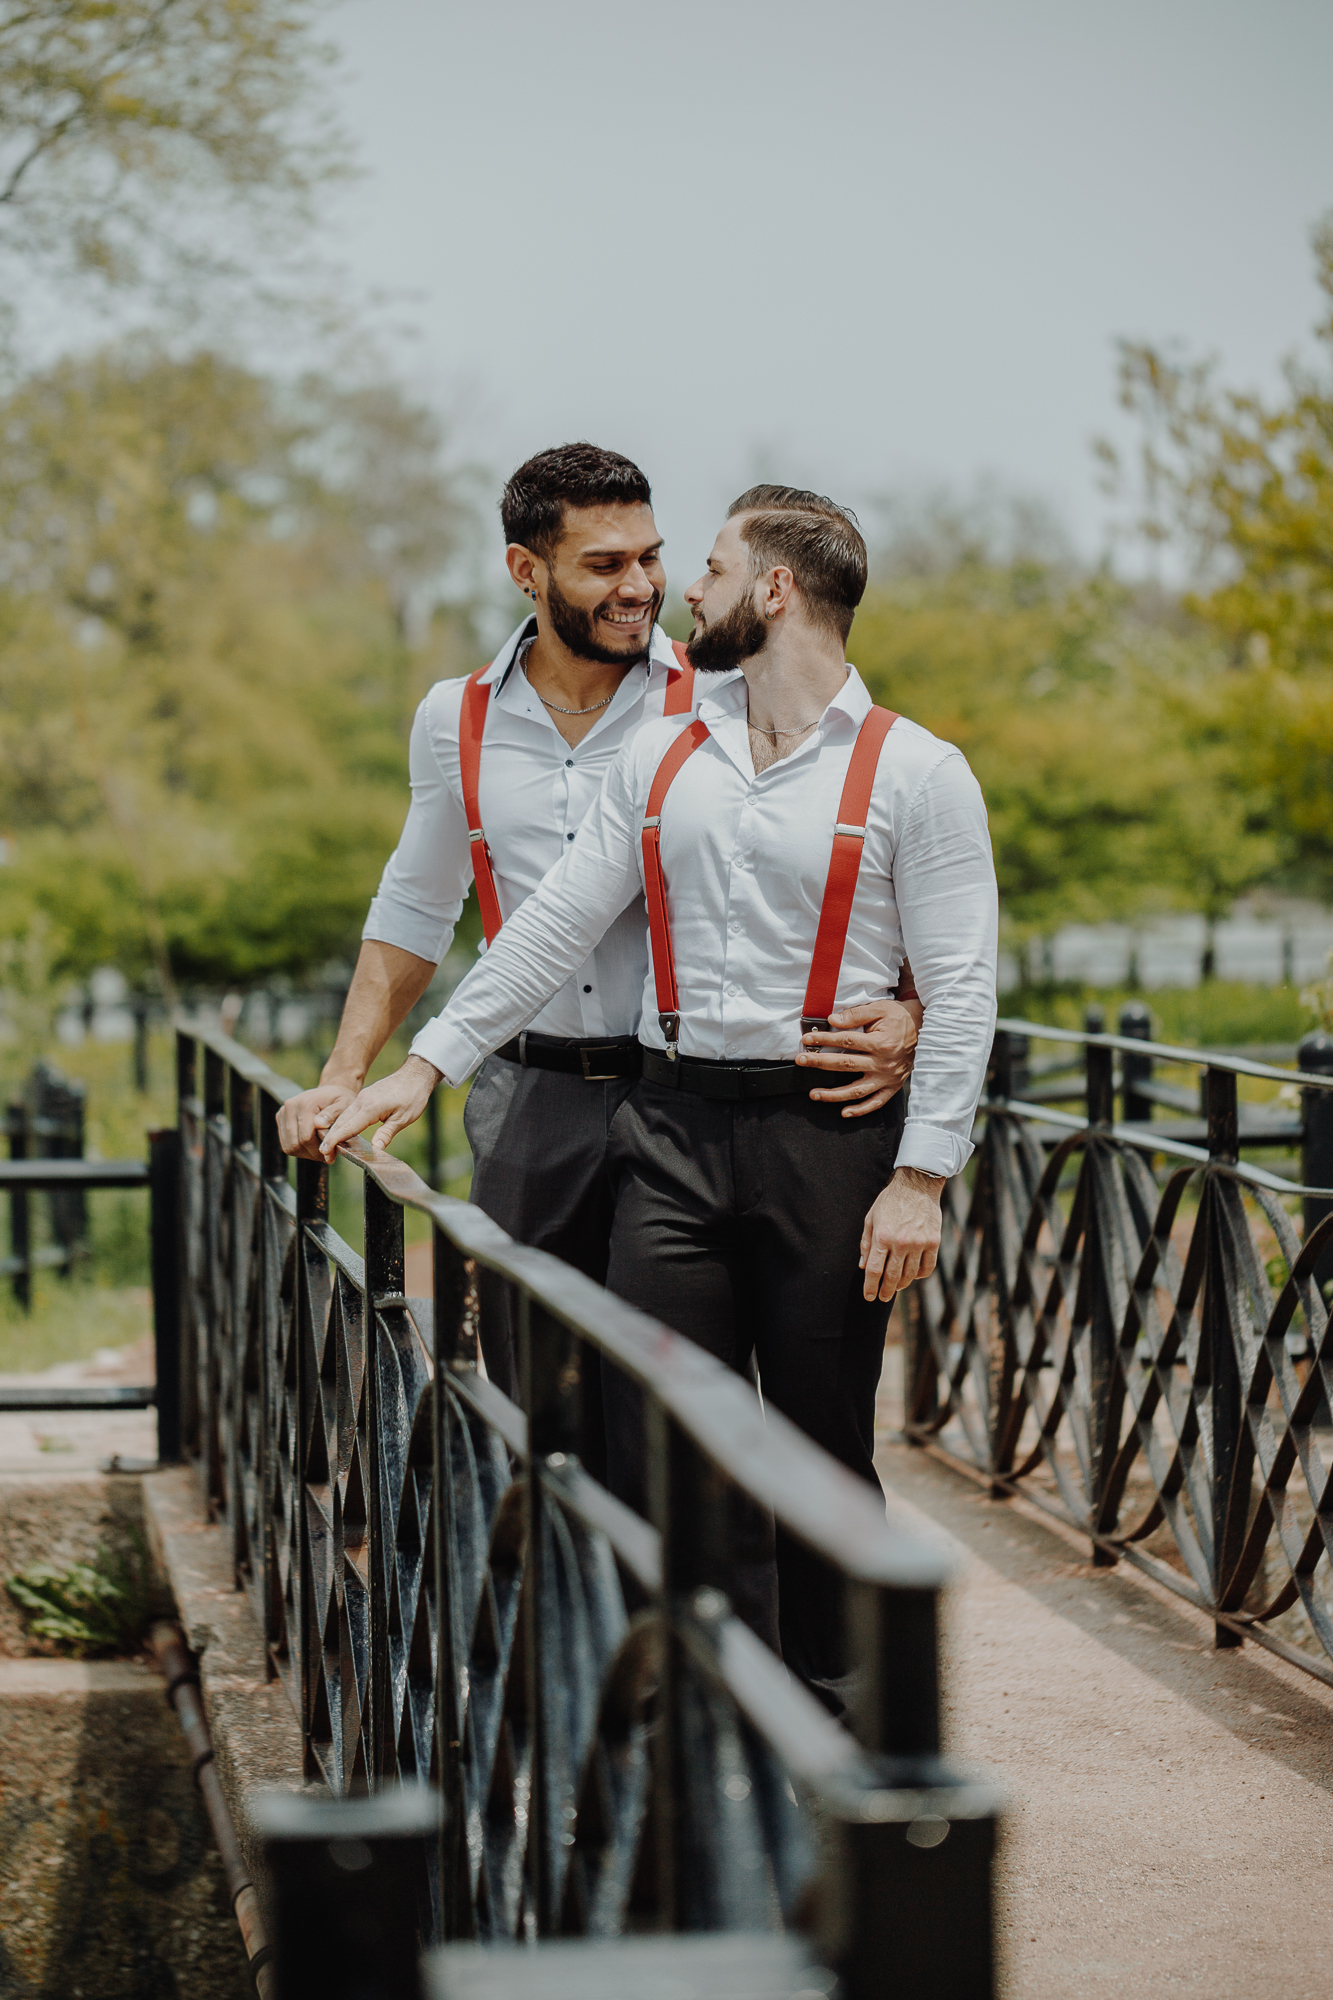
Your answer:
[321,942,438,1090]
[411,791,641,1084]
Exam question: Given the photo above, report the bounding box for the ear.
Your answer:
[506,544,542,599]
[760,563,795,619]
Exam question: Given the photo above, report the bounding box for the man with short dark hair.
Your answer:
[320,485,998,1705]
[279,455,921,1404]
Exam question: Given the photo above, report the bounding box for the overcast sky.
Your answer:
[325,0,1333,589]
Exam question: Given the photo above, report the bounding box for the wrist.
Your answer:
[320,1059,365,1092]
[404,1053,443,1088]
[894,1164,945,1198]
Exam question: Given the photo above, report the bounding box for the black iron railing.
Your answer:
[905,1013,1333,1686]
[175,1021,999,1995]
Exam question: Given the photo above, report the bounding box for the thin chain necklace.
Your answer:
[748,715,822,739]
[538,689,615,716]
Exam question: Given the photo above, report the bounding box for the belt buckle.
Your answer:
[579,1044,621,1081]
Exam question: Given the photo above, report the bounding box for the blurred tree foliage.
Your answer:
[1102,212,1333,897]
[0,342,479,994]
[0,0,343,323]
[850,558,1275,946]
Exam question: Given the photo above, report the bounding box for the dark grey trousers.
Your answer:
[602,1080,904,1703]
[463,1056,637,1432]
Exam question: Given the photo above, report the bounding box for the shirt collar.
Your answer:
[480,617,680,694]
[696,662,871,731]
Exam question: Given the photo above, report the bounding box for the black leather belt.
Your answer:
[494,1031,643,1082]
[641,1048,813,1100]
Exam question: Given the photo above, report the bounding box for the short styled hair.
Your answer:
[501,443,653,560]
[727,484,867,642]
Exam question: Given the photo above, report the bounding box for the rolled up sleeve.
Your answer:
[893,751,998,1179]
[362,695,472,964]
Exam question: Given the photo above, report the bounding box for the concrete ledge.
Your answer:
[140,1465,321,1900]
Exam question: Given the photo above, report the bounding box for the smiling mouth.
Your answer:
[599,606,651,626]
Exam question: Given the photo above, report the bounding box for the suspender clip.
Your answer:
[659,1011,680,1060]
[801,1016,831,1035]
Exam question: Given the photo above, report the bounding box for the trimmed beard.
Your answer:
[685,593,770,673]
[544,572,662,667]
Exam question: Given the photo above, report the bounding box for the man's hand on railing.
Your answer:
[317,1055,443,1161]
[796,996,923,1117]
[276,1082,359,1161]
[859,1165,944,1302]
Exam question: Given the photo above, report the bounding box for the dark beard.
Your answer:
[545,572,662,666]
[685,594,770,672]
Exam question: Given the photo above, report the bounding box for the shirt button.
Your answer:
[582,984,592,994]
[565,758,573,768]
[566,832,574,840]
[730,923,741,935]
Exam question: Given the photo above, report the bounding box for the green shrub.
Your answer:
[7,1537,150,1658]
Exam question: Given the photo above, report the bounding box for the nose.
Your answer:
[618,563,655,599]
[684,575,704,607]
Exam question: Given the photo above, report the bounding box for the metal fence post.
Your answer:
[522,1298,590,1934]
[431,1222,476,1940]
[176,1031,201,1457]
[149,1127,183,1463]
[1204,1065,1245,1649]
[1085,1037,1114,1128]
[365,1176,405,1785]
[296,1154,328,1780]
[1299,1032,1333,1298]
[7,1099,30,1311]
[1120,1001,1153,1122]
[646,1402,735,1933]
[828,1579,997,2000]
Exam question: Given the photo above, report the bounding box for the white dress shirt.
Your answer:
[363,617,697,1039]
[412,665,998,1179]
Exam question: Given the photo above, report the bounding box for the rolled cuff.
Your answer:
[895,1118,975,1181]
[362,894,450,964]
[410,1017,487,1089]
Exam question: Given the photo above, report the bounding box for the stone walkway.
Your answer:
[874,1418,1333,1997]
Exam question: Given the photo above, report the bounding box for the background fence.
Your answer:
[904,1013,1333,1686]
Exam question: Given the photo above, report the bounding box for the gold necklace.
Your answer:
[748,715,821,738]
[538,690,615,716]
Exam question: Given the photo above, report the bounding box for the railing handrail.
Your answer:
[179,1014,950,1592]
[997,1014,1333,1089]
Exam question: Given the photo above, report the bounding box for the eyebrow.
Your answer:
[579,542,664,561]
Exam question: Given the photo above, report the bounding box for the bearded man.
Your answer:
[317,485,996,1706]
[279,453,921,1413]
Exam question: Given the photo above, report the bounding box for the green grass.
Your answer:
[1003,980,1312,1048]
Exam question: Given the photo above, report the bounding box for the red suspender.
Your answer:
[458,667,504,946]
[641,704,900,1056]
[464,642,692,950]
[801,706,899,1029]
[641,719,711,1053]
[664,639,695,715]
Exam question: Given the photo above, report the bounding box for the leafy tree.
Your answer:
[1103,213,1333,895]
[849,561,1275,949]
[0,342,479,993]
[0,0,344,322]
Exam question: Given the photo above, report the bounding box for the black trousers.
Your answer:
[603,1078,902,1704]
[464,1056,636,1443]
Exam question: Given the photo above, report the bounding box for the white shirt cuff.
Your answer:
[410,1018,486,1088]
[362,895,447,964]
[896,1120,974,1180]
